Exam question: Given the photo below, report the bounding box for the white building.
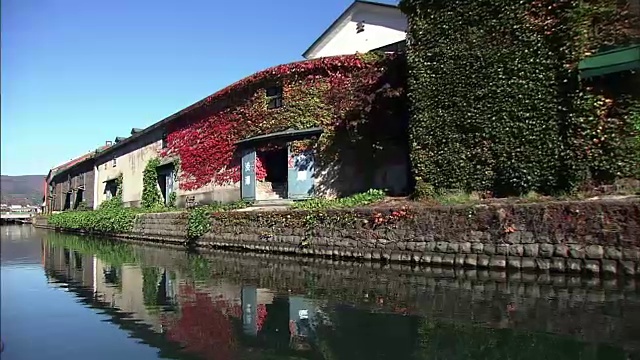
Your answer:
[302,0,407,59]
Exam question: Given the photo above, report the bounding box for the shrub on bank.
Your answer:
[290,189,386,210]
[47,207,140,233]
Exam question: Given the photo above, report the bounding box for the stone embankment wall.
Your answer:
[38,199,640,276]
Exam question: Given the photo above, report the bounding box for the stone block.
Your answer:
[623,247,640,261]
[568,244,585,259]
[508,244,524,257]
[585,245,604,259]
[431,253,443,265]
[521,257,536,271]
[489,256,506,269]
[425,241,436,252]
[584,260,600,274]
[465,254,478,267]
[459,242,472,254]
[621,261,636,276]
[405,242,415,252]
[422,253,432,264]
[539,244,554,257]
[551,258,566,272]
[471,243,484,254]
[455,254,466,267]
[523,244,539,257]
[601,259,618,275]
[448,243,460,254]
[520,231,535,244]
[554,245,569,258]
[507,257,522,269]
[505,232,521,244]
[566,259,582,272]
[415,242,427,252]
[496,244,509,255]
[436,241,448,253]
[442,254,455,266]
[605,247,623,260]
[483,244,496,255]
[477,254,490,268]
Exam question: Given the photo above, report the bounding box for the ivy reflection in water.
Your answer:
[42,232,640,360]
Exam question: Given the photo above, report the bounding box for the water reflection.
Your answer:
[32,231,640,359]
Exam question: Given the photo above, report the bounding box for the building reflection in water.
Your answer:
[42,234,640,360]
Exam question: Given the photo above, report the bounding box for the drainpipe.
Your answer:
[93,164,99,210]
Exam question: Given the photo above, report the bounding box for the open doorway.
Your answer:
[157,164,175,206]
[257,146,288,200]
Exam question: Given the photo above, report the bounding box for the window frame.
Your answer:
[265,86,283,109]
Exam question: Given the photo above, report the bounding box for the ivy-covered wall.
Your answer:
[160,53,408,204]
[400,0,640,196]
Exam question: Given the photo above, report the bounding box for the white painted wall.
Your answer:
[94,140,163,209]
[306,5,407,59]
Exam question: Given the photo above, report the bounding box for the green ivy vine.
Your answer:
[142,158,164,209]
[400,0,639,196]
[186,206,211,240]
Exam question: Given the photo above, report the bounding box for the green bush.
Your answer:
[186,206,211,240]
[48,207,139,233]
[291,189,386,210]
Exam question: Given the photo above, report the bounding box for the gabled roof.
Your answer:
[302,0,399,59]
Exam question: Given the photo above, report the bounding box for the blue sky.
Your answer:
[1,0,396,176]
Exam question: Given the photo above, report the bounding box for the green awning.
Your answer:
[578,45,640,79]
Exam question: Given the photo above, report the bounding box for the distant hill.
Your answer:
[0,175,45,206]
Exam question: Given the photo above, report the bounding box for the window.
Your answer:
[266,86,283,109]
[162,133,168,149]
[104,163,108,170]
[112,158,117,167]
[356,21,365,33]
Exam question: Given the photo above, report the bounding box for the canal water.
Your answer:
[2,225,640,360]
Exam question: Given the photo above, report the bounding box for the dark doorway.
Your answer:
[63,193,72,210]
[257,146,288,199]
[157,164,175,205]
[104,180,118,199]
[74,190,84,209]
[157,175,167,202]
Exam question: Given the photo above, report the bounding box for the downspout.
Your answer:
[93,164,99,210]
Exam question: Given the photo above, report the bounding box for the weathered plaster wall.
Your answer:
[94,130,164,209]
[175,182,240,207]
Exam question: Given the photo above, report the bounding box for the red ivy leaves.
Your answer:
[162,53,401,190]
[162,284,240,360]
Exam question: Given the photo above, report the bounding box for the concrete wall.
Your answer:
[175,181,241,208]
[307,5,407,59]
[315,139,411,198]
[94,129,164,209]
